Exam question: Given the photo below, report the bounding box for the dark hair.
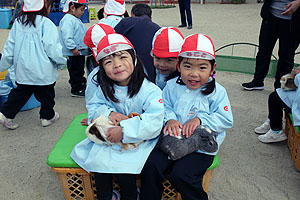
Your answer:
[73,2,86,9]
[178,57,216,95]
[17,0,53,27]
[96,49,146,102]
[131,3,152,18]
[97,7,129,20]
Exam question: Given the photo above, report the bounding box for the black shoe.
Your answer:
[71,89,85,97]
[241,80,264,90]
[187,25,192,29]
[178,24,187,28]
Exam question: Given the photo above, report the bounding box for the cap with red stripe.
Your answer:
[63,0,88,13]
[96,33,134,62]
[84,23,115,59]
[22,0,45,12]
[179,34,216,60]
[151,27,184,58]
[104,0,126,16]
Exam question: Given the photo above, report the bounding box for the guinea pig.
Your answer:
[86,115,143,151]
[280,73,297,91]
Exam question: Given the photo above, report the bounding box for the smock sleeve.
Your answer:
[60,19,77,50]
[120,86,164,143]
[197,86,233,133]
[42,20,67,68]
[162,83,178,124]
[0,22,16,71]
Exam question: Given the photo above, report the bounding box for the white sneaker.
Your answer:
[254,119,270,134]
[0,112,19,130]
[41,112,59,127]
[258,129,287,143]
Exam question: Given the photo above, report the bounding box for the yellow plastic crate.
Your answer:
[0,70,7,80]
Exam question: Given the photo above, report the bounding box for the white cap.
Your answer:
[63,0,88,13]
[179,34,216,60]
[104,0,126,16]
[22,0,45,12]
[96,33,134,62]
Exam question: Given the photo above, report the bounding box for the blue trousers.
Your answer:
[178,0,192,26]
[140,147,214,200]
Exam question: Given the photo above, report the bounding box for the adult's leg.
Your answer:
[94,173,113,200]
[178,0,187,26]
[254,15,279,84]
[274,19,295,89]
[115,174,137,200]
[67,55,86,93]
[168,152,214,200]
[268,91,290,131]
[1,83,32,119]
[33,83,56,120]
[184,0,192,26]
[140,147,173,200]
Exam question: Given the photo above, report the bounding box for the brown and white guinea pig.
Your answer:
[280,73,297,91]
[86,115,143,151]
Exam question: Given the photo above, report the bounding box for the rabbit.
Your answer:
[86,115,143,151]
[158,125,218,160]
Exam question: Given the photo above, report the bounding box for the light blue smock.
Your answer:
[163,77,234,155]
[0,16,66,85]
[85,67,99,105]
[99,15,123,28]
[59,14,88,56]
[71,79,164,173]
[155,69,168,90]
[277,73,300,126]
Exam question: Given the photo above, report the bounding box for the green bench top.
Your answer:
[288,113,300,134]
[47,113,219,170]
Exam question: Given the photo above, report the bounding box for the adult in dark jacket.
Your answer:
[242,0,300,90]
[114,3,160,82]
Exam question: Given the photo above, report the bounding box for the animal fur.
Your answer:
[86,115,143,151]
[158,125,218,160]
[280,73,297,91]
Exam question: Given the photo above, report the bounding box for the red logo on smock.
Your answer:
[224,106,228,111]
[159,99,163,103]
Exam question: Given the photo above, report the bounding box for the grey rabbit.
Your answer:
[158,125,218,160]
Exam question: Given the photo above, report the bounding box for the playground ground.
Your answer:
[1,2,300,200]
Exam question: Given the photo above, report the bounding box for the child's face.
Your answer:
[178,58,216,90]
[73,5,86,18]
[102,51,134,86]
[153,56,177,75]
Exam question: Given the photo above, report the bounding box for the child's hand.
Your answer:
[72,48,80,56]
[106,126,123,143]
[282,0,300,16]
[109,112,129,126]
[182,117,201,138]
[163,119,183,137]
[80,118,88,126]
[293,66,300,74]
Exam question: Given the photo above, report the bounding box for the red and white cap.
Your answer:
[22,0,45,12]
[96,33,134,62]
[151,27,184,58]
[104,0,126,16]
[63,0,88,13]
[179,34,216,60]
[84,23,115,59]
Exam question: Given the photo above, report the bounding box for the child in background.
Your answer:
[151,27,184,89]
[254,66,300,143]
[0,0,66,130]
[60,0,88,97]
[97,0,129,28]
[140,34,233,200]
[71,33,164,199]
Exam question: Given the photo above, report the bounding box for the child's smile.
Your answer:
[178,58,215,90]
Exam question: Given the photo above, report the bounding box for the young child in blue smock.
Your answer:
[0,0,66,130]
[71,33,164,199]
[60,0,88,97]
[151,27,184,89]
[97,0,129,28]
[140,34,234,200]
[254,66,300,143]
